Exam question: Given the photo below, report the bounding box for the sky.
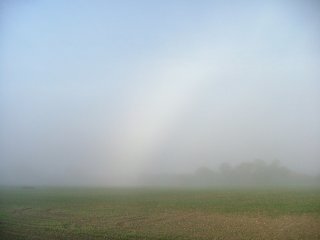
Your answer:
[1,0,320,186]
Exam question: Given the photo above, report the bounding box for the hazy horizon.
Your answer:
[1,0,320,186]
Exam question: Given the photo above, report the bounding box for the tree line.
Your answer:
[142,160,319,187]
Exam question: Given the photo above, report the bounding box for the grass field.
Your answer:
[0,187,319,239]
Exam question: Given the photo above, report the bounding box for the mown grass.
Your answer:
[0,187,320,239]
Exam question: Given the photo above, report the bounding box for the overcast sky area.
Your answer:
[1,0,320,186]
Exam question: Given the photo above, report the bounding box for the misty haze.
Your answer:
[1,0,320,239]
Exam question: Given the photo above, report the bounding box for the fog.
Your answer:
[1,0,319,186]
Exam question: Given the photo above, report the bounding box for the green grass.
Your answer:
[1,187,320,239]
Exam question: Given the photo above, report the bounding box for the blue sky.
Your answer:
[1,0,320,185]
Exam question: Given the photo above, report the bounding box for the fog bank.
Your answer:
[1,0,320,186]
